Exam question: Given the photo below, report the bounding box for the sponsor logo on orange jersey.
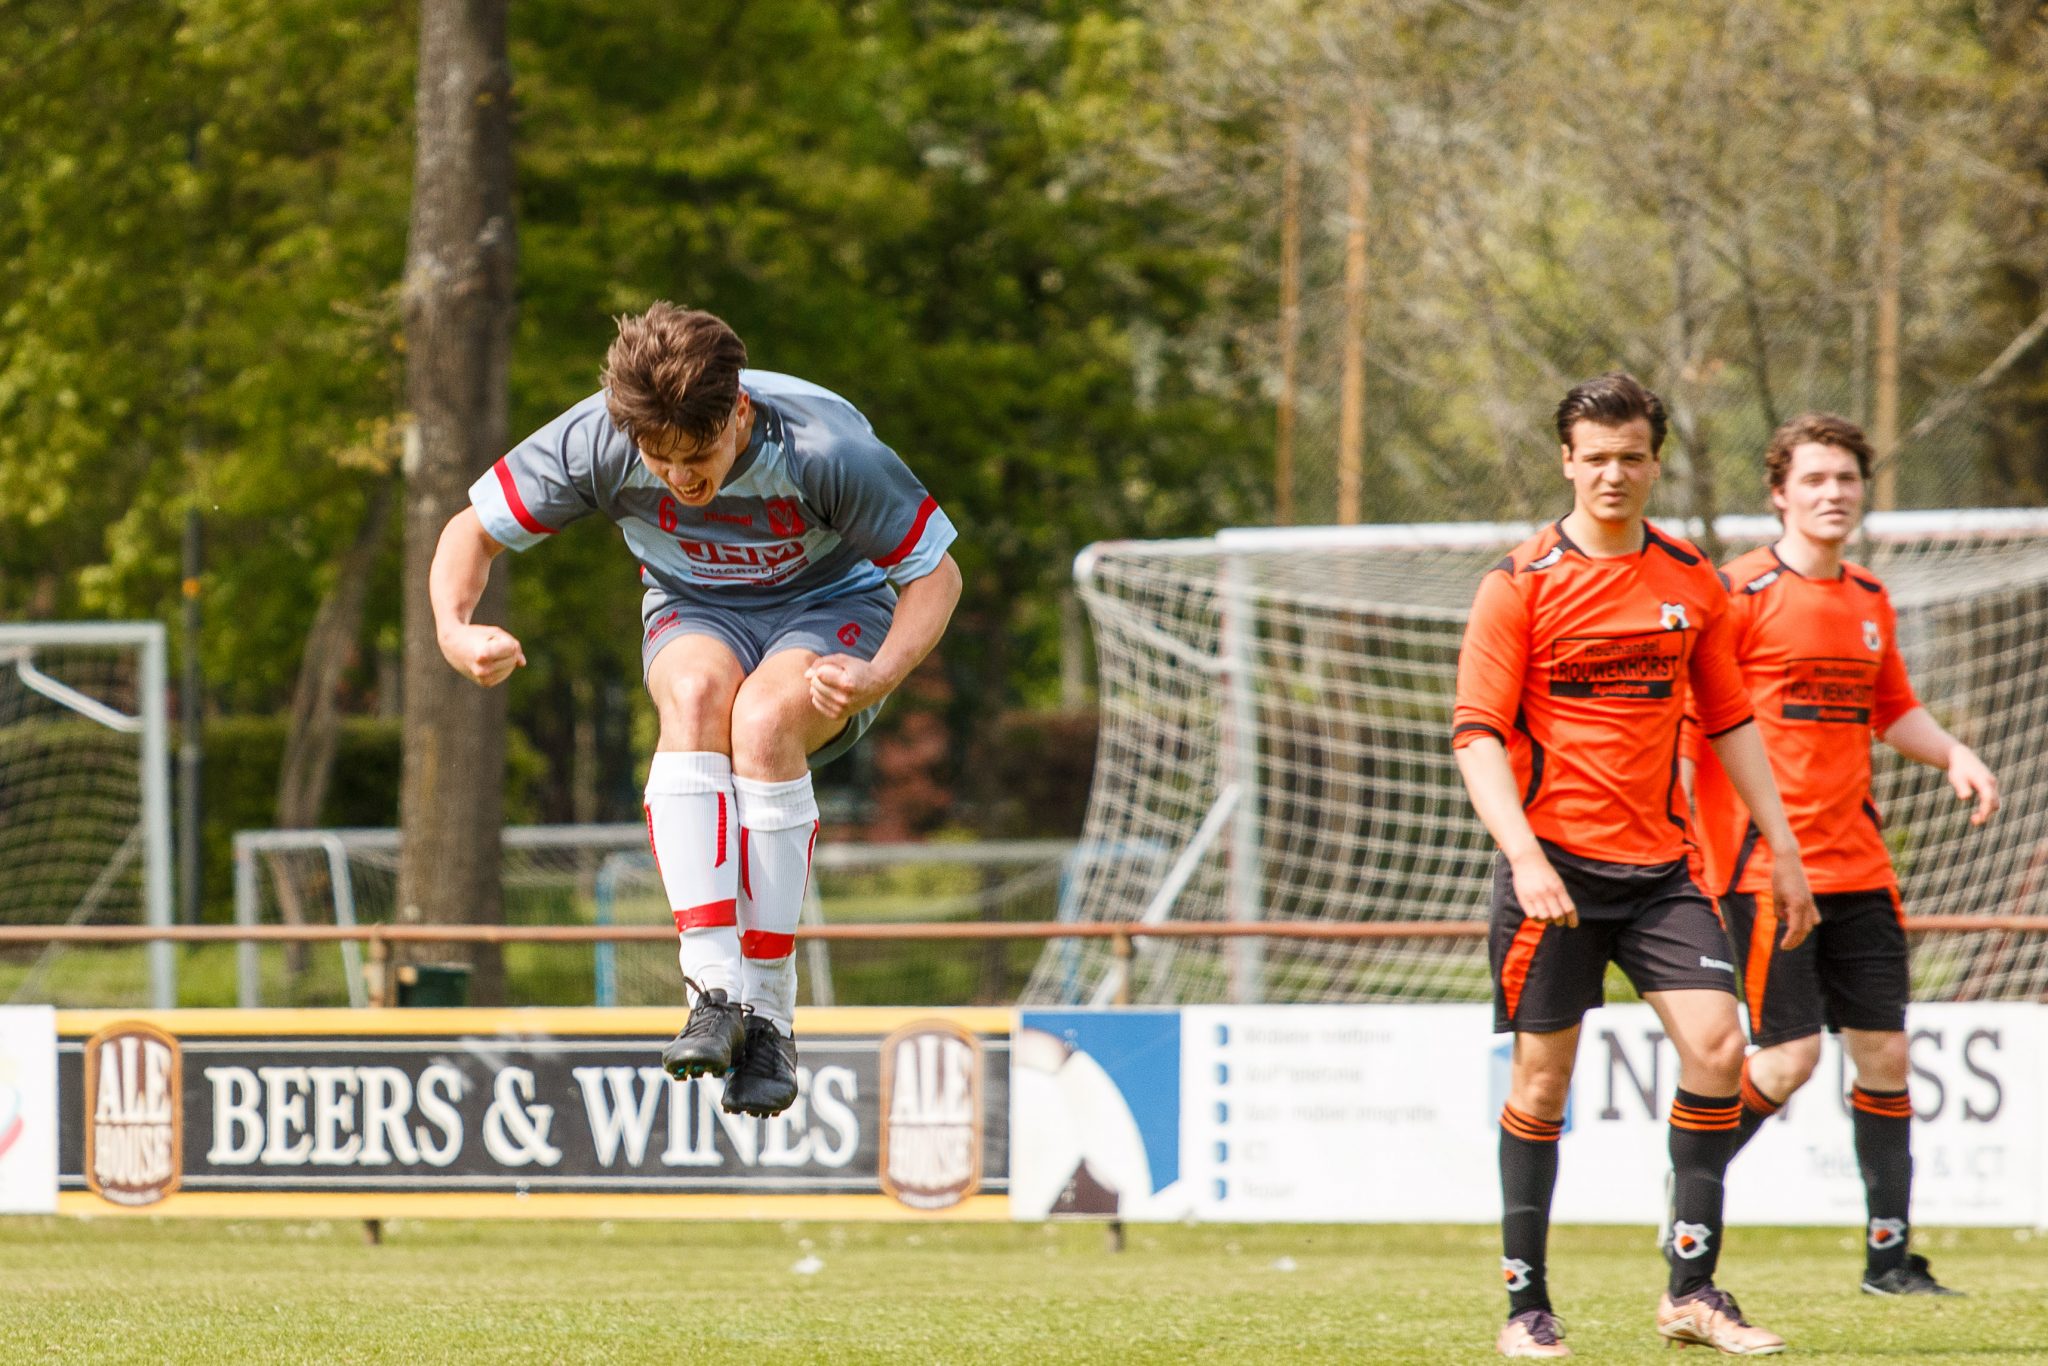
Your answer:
[1548,632,1684,701]
[1782,656,1877,724]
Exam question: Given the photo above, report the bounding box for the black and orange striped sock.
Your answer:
[1730,1057,1784,1158]
[1499,1103,1563,1315]
[1666,1088,1741,1297]
[1851,1085,1914,1276]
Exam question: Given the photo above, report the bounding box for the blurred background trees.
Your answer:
[2,0,2043,917]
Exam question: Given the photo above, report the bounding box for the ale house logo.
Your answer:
[84,1022,182,1206]
[878,1020,982,1210]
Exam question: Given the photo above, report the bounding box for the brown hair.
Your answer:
[602,303,748,446]
[1765,412,1873,490]
[1554,372,1668,453]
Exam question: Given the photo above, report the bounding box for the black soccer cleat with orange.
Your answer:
[720,1015,799,1117]
[662,987,748,1080]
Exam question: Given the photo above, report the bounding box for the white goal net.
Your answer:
[0,623,174,1008]
[1034,512,2048,1007]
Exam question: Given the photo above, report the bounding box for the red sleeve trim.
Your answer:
[872,495,939,568]
[1705,716,1754,741]
[494,459,557,536]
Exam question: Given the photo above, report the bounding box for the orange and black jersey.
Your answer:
[1453,520,1753,868]
[1689,547,1918,896]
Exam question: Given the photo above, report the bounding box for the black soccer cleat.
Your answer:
[1862,1253,1964,1297]
[720,1015,799,1117]
[662,987,748,1080]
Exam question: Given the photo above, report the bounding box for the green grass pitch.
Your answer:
[3,1219,2045,1363]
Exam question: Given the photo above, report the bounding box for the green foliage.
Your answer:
[195,716,545,919]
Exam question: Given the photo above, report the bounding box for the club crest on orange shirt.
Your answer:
[1862,619,1882,652]
[1659,601,1689,631]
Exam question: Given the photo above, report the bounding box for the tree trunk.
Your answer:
[1873,150,1903,510]
[1275,88,1302,526]
[397,0,517,1004]
[272,473,397,983]
[1337,88,1372,526]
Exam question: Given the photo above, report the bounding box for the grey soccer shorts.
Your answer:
[639,583,897,769]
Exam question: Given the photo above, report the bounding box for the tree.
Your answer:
[396,0,517,1000]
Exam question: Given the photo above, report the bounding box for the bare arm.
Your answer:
[1453,736,1577,928]
[805,553,962,720]
[1882,706,1999,825]
[1707,721,1817,948]
[429,507,526,687]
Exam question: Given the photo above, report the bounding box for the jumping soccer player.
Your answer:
[1454,373,1816,1358]
[1685,413,1998,1296]
[429,303,960,1117]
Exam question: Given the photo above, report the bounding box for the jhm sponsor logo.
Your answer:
[879,1020,982,1209]
[85,1023,181,1206]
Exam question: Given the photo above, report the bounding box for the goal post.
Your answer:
[0,622,175,1008]
[1040,511,2048,1007]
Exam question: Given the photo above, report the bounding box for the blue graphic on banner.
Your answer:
[1021,1011,1180,1194]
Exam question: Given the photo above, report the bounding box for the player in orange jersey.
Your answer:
[1685,413,1999,1297]
[1456,373,1815,1359]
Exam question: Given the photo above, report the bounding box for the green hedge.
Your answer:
[193,715,544,922]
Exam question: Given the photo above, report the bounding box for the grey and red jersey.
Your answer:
[469,370,956,609]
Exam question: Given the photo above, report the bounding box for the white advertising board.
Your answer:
[1010,1002,2048,1227]
[0,1005,58,1214]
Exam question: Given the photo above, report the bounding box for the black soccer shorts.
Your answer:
[1489,840,1740,1034]
[1720,887,1909,1047]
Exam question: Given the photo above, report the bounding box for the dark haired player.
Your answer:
[1456,373,1815,1357]
[429,303,960,1116]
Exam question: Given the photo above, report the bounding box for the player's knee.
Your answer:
[1779,1036,1823,1089]
[1509,1055,1574,1118]
[1691,1022,1745,1081]
[655,670,736,741]
[729,683,810,768]
[1849,1031,1909,1089]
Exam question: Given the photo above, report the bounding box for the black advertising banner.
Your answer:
[55,1008,1010,1220]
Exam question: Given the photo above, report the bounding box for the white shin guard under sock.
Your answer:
[734,772,818,1035]
[645,751,739,1000]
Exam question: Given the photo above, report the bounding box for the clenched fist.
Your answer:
[440,623,527,688]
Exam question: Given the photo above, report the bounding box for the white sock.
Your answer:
[734,772,818,1035]
[645,751,738,1000]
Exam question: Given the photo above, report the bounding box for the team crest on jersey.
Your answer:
[1671,1221,1712,1260]
[1862,619,1882,652]
[1501,1257,1534,1292]
[1659,602,1689,631]
[1868,1217,1906,1249]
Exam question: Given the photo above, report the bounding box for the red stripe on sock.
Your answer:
[675,898,737,931]
[643,803,664,883]
[739,828,751,899]
[741,930,795,959]
[715,793,728,868]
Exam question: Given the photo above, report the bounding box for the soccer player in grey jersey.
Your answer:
[429,304,961,1115]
